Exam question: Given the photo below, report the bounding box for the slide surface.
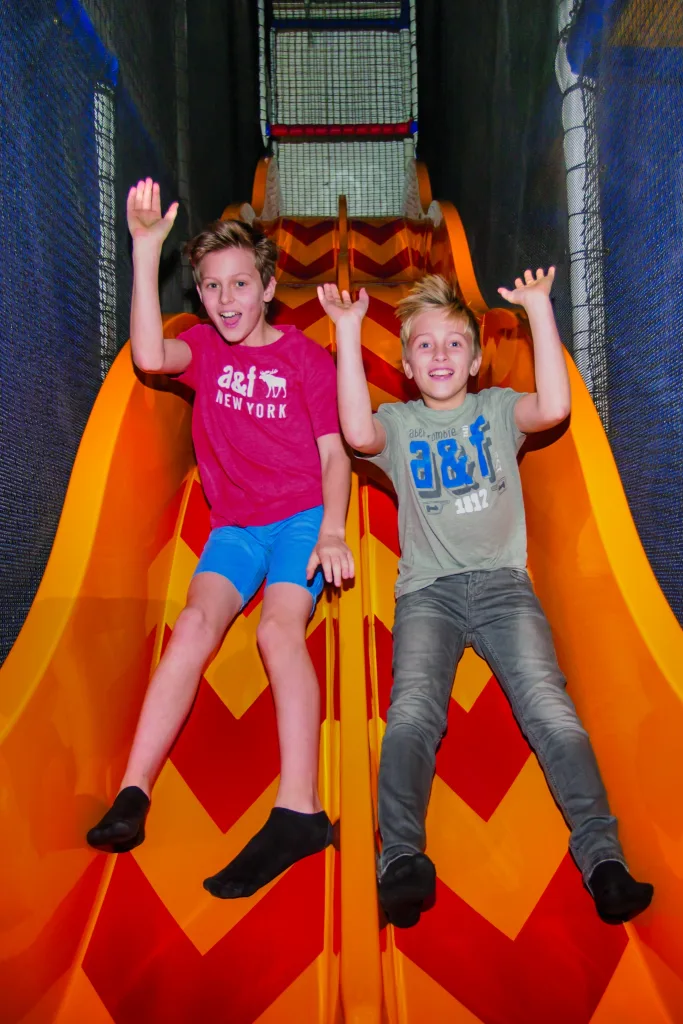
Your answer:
[1,162,683,1023]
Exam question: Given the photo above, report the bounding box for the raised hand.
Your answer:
[127,178,179,245]
[317,283,370,326]
[498,267,555,308]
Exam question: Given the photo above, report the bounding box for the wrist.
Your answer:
[335,320,363,341]
[132,237,164,263]
[319,523,346,540]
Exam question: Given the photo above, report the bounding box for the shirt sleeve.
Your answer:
[173,323,206,391]
[358,402,400,480]
[487,387,529,452]
[303,341,341,438]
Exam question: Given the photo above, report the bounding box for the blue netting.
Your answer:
[594,37,683,621]
[0,1,116,661]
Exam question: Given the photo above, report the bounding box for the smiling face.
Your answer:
[197,247,276,345]
[402,309,482,410]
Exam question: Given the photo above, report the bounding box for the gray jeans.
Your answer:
[378,569,625,884]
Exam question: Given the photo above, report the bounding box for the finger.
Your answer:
[346,550,356,579]
[498,287,513,302]
[341,289,351,305]
[523,269,534,283]
[135,179,146,206]
[142,177,153,210]
[152,181,162,216]
[321,554,333,584]
[163,201,179,225]
[358,287,370,311]
[306,551,320,580]
[514,277,524,289]
[330,555,342,588]
[548,266,556,279]
[317,285,325,305]
[127,185,137,214]
[536,267,544,279]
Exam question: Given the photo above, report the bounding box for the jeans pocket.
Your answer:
[509,567,529,584]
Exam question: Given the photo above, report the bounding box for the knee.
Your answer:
[174,605,218,653]
[387,692,447,744]
[256,615,302,666]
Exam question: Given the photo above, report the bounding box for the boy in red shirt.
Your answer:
[88,179,352,898]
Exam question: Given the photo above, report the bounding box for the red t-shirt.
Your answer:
[176,323,340,528]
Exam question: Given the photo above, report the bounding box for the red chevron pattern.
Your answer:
[397,856,628,1024]
[170,669,281,833]
[270,295,327,332]
[83,851,326,1024]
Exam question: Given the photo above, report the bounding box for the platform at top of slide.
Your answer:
[1,160,682,1023]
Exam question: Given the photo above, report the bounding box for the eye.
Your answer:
[206,282,218,289]
[236,280,247,288]
[418,341,430,349]
[449,339,462,348]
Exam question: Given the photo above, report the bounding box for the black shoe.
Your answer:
[378,853,436,929]
[86,786,150,853]
[588,861,654,924]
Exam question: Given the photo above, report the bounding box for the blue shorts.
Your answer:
[194,505,325,611]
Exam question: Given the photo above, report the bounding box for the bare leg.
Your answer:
[256,582,323,813]
[203,582,331,898]
[120,571,242,795]
[87,571,242,851]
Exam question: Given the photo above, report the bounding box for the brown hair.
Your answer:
[185,219,279,287]
[395,275,480,355]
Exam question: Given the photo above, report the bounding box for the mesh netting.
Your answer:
[272,30,411,124]
[272,2,403,21]
[278,140,409,216]
[0,0,260,664]
[268,0,415,217]
[583,0,683,622]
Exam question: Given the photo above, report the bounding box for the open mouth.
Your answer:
[219,312,242,328]
[428,368,454,379]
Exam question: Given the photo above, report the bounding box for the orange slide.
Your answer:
[1,159,683,1024]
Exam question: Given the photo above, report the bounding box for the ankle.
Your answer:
[274,787,322,815]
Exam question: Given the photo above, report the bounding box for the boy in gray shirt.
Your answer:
[318,271,653,929]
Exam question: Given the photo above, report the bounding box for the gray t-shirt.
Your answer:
[365,387,528,597]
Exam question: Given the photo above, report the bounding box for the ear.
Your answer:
[263,275,277,303]
[469,352,483,377]
[402,355,415,380]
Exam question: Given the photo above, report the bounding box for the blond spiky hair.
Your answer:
[395,275,480,354]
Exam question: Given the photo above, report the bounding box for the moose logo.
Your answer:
[259,369,287,399]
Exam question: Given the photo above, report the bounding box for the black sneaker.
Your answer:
[588,861,654,924]
[378,853,436,929]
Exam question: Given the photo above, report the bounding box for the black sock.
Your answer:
[588,860,654,924]
[378,853,436,929]
[203,808,333,899]
[86,786,150,853]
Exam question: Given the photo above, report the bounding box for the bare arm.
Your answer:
[306,433,355,587]
[317,283,386,455]
[128,178,191,374]
[498,267,571,434]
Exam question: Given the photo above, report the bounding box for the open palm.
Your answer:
[317,283,369,325]
[127,177,179,244]
[498,267,555,308]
